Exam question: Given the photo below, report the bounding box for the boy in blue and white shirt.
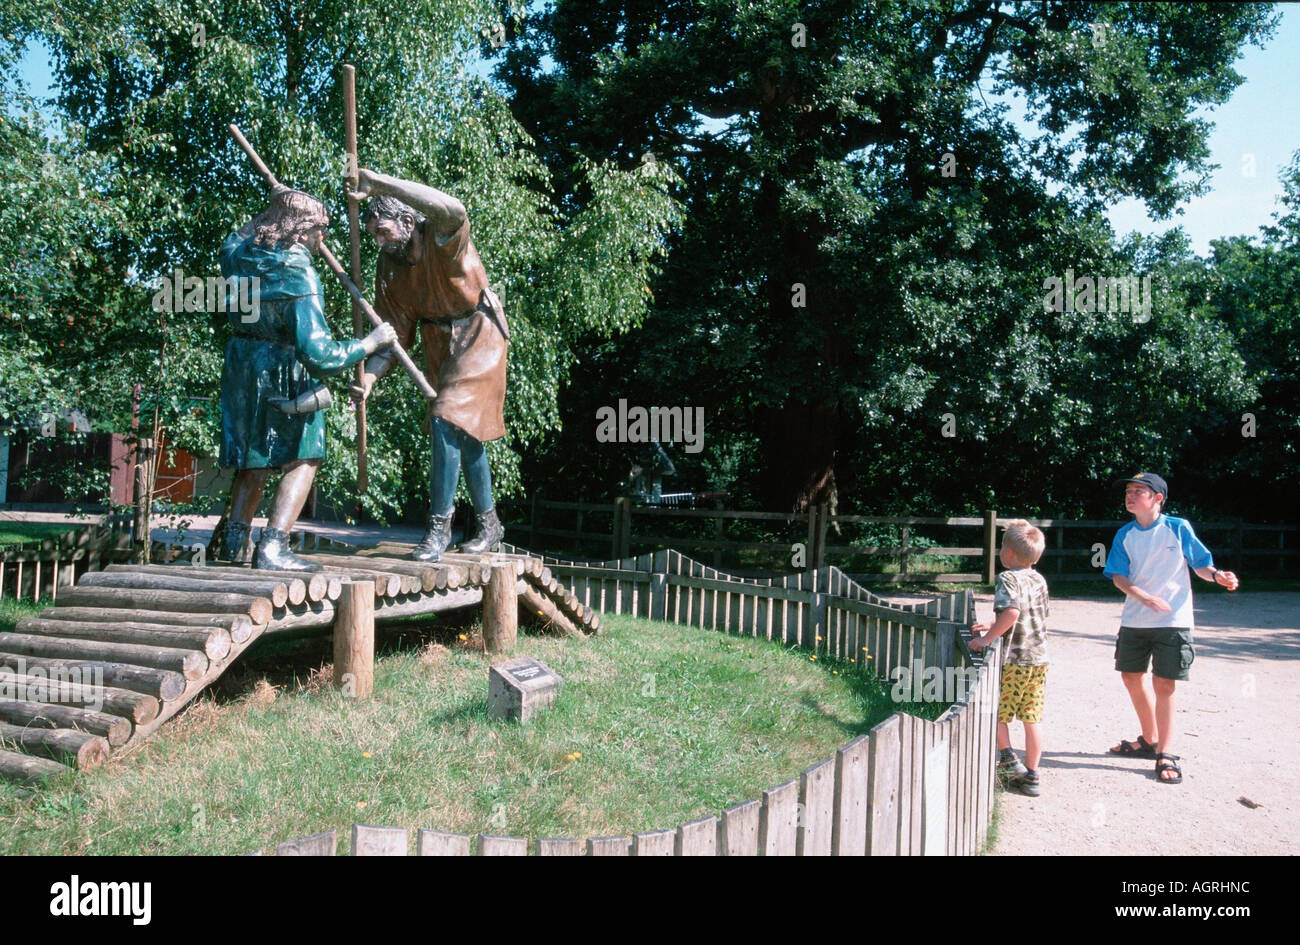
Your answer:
[1102,473,1240,784]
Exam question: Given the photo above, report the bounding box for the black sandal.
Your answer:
[1110,735,1156,757]
[1155,753,1183,784]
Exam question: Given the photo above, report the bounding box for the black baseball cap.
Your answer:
[1115,472,1168,498]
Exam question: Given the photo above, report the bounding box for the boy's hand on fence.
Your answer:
[968,636,986,653]
[971,621,990,634]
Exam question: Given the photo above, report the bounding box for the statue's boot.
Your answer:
[253,526,322,572]
[458,508,504,555]
[411,512,454,563]
[221,521,254,564]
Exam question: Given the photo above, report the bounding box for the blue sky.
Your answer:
[15,5,1300,255]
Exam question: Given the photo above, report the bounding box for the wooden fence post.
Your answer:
[982,509,997,585]
[899,523,910,579]
[528,493,539,551]
[484,564,518,654]
[649,572,668,621]
[810,592,827,654]
[806,502,828,571]
[713,499,724,570]
[612,496,632,561]
[334,580,374,699]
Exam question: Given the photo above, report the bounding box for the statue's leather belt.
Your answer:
[422,307,479,326]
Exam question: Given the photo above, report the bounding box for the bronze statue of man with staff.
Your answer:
[216,186,397,570]
[348,170,509,562]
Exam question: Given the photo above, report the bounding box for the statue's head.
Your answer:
[252,188,329,252]
[362,195,424,262]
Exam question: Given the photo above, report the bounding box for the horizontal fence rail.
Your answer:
[518,499,1297,584]
[256,547,1000,857]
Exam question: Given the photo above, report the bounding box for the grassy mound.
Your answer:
[0,609,937,854]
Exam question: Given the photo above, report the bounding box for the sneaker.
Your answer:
[1012,769,1040,797]
[998,749,1028,781]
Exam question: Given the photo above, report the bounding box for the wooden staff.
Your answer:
[343,64,369,492]
[227,124,436,400]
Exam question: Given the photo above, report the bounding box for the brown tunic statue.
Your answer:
[351,173,508,562]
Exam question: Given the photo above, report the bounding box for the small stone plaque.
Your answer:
[489,657,563,723]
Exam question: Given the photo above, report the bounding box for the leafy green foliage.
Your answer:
[3,0,679,520]
[498,0,1277,518]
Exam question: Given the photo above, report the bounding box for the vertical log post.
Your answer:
[982,509,998,585]
[483,565,518,655]
[334,580,375,699]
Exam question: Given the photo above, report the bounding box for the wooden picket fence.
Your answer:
[257,548,1001,856]
[0,520,352,602]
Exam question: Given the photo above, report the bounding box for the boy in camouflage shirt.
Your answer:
[970,520,1050,796]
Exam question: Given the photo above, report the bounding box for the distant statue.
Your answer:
[348,169,509,562]
[623,441,676,502]
[216,187,396,571]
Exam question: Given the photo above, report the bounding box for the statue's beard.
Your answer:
[378,221,417,265]
[381,241,415,265]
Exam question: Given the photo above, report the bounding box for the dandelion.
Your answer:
[815,635,822,642]
[362,752,371,759]
[850,658,856,663]
[357,801,367,810]
[809,655,816,661]
[458,633,467,641]
[832,670,839,675]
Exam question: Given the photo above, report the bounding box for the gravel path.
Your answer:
[985,591,1300,856]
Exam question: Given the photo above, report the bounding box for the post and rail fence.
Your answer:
[521,498,1297,585]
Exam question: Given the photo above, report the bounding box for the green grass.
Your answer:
[0,611,939,855]
[0,523,78,549]
[0,597,46,630]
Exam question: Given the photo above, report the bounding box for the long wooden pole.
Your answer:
[227,124,436,400]
[343,64,369,493]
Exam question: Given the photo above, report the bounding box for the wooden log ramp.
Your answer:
[0,548,595,784]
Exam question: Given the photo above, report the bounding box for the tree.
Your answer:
[3,0,679,523]
[497,0,1275,515]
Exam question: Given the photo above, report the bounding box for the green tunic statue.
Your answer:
[212,188,396,572]
[218,232,367,469]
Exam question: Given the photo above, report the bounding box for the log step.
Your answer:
[0,699,133,747]
[0,654,186,702]
[55,587,274,626]
[0,670,160,724]
[35,608,256,644]
[0,747,70,783]
[0,721,109,770]
[0,635,207,680]
[16,618,231,661]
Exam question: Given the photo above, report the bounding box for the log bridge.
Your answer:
[0,544,600,783]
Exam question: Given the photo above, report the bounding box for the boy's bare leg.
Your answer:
[1023,721,1042,770]
[997,722,1011,751]
[1153,676,1178,778]
[1119,671,1158,746]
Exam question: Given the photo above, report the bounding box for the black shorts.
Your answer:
[1115,626,1194,681]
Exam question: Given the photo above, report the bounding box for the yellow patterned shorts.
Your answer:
[998,664,1048,724]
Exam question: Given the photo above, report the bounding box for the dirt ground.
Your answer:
[980,590,1300,856]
